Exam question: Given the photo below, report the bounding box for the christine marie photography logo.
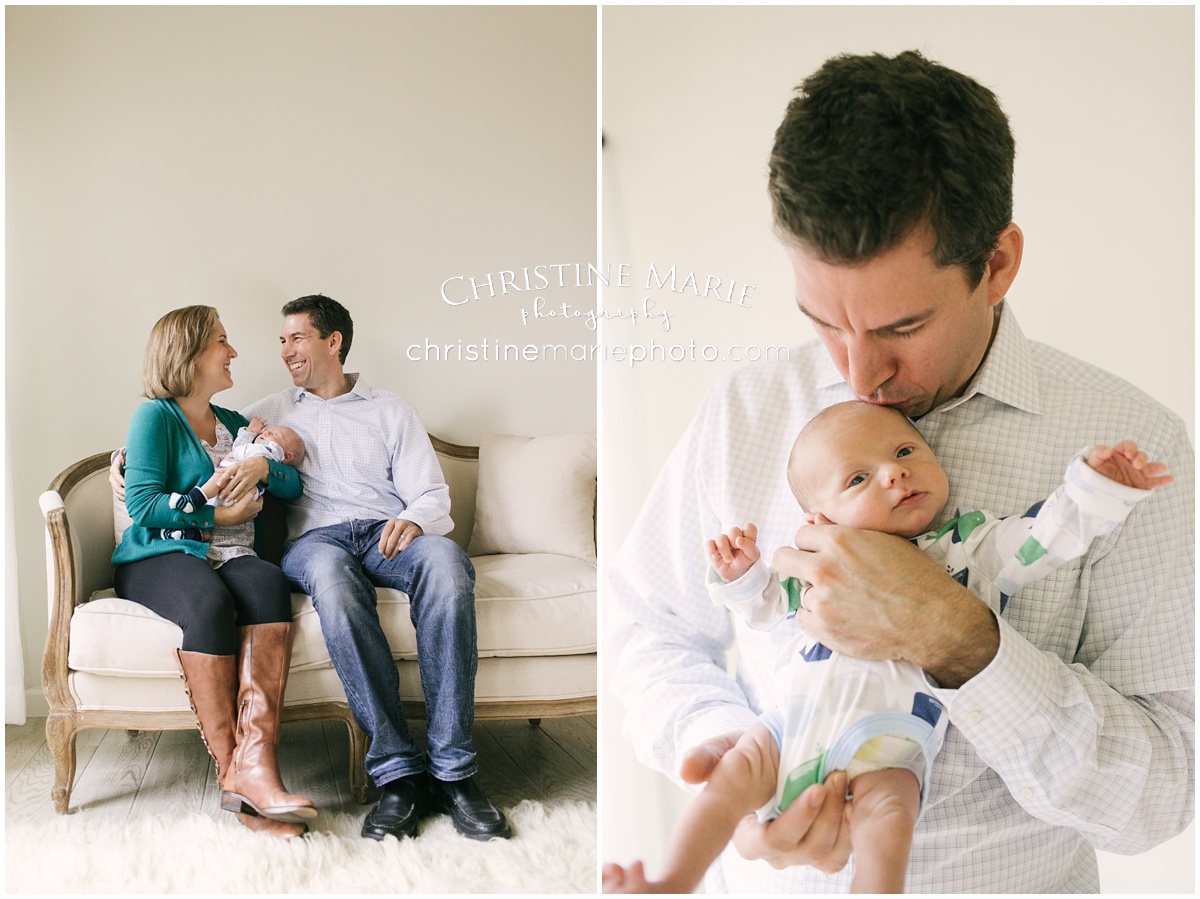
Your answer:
[408,261,790,366]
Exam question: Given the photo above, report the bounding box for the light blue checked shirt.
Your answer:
[608,303,1195,892]
[243,374,453,542]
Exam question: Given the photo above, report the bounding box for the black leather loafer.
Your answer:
[361,774,425,841]
[427,775,512,841]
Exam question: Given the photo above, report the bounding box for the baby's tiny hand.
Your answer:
[706,522,760,582]
[247,416,268,434]
[603,860,662,893]
[1086,441,1173,491]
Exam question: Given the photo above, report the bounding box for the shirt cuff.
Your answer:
[935,614,1052,744]
[398,511,453,538]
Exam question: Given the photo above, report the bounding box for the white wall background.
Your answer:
[7,5,597,720]
[7,6,1194,889]
[600,5,1194,893]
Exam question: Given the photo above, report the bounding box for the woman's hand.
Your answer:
[212,487,263,526]
[218,457,270,504]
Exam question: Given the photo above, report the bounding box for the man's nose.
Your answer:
[845,340,895,400]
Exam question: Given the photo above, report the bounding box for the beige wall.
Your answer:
[601,5,1193,892]
[7,5,596,713]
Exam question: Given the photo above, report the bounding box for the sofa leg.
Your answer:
[125,730,140,739]
[528,719,542,727]
[45,713,78,814]
[346,718,369,803]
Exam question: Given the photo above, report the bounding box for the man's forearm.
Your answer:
[912,584,1000,688]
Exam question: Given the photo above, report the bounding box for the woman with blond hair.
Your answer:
[112,305,315,839]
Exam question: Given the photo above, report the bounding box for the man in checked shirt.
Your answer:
[247,293,511,843]
[607,50,1193,892]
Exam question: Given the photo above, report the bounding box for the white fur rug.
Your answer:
[6,800,596,893]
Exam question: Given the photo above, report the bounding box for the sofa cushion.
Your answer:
[291,553,596,669]
[72,553,595,678]
[467,431,596,562]
[69,596,184,677]
[68,652,598,712]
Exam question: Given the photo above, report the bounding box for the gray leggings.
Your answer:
[114,551,292,655]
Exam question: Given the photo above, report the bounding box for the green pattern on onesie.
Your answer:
[782,576,805,612]
[1016,536,1048,566]
[780,752,826,811]
[927,510,988,543]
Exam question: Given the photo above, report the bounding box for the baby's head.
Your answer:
[256,425,306,465]
[787,401,948,538]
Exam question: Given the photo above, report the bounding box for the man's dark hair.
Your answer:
[768,50,1015,288]
[282,294,354,364]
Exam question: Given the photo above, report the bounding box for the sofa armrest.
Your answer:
[430,436,478,552]
[40,451,119,712]
[40,488,74,714]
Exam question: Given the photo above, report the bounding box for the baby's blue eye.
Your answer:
[849,474,866,487]
[897,446,913,458]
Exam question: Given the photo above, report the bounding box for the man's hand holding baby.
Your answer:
[779,528,999,688]
[680,734,852,874]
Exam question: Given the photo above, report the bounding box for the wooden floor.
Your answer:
[6,715,596,827]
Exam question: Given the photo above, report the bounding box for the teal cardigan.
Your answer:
[111,399,302,567]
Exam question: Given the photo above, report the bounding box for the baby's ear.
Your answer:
[283,449,294,463]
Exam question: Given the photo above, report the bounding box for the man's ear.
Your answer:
[983,223,1024,307]
[326,331,343,359]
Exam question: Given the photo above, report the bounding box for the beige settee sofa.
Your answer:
[39,433,597,814]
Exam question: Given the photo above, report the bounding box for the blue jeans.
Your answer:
[281,521,479,785]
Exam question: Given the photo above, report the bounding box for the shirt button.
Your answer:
[1019,788,1033,800]
[966,710,983,724]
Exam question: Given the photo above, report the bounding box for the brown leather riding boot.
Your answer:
[220,623,317,823]
[175,649,307,840]
[175,649,238,780]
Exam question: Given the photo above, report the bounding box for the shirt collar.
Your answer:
[296,372,373,403]
[810,301,1043,416]
[941,301,1042,416]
